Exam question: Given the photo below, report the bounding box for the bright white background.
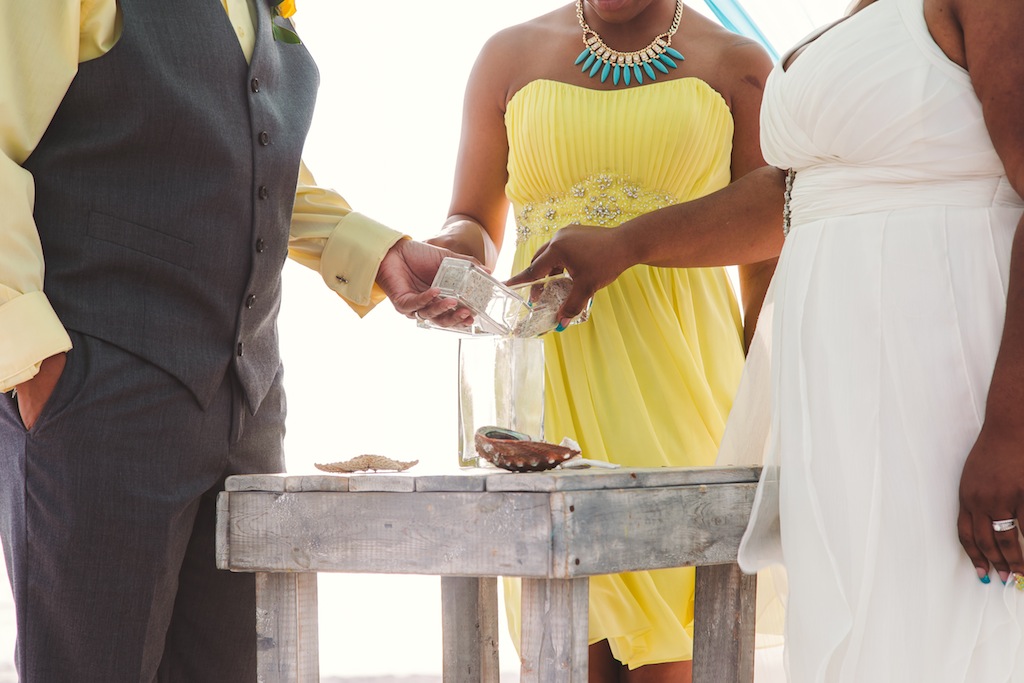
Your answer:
[0,0,847,679]
[284,0,844,677]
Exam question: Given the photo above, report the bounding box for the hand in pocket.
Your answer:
[15,352,67,430]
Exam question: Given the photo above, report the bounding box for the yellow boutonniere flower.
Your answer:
[272,0,300,43]
[276,0,296,18]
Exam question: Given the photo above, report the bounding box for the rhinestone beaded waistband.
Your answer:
[514,173,678,244]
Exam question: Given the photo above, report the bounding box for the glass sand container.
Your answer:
[416,258,591,467]
[418,257,531,336]
[508,272,592,337]
[457,336,545,468]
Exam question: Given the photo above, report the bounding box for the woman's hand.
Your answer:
[958,422,1024,584]
[505,224,636,328]
[14,352,66,430]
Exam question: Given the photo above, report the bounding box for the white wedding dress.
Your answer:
[719,0,1024,680]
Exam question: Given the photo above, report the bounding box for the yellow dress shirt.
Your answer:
[0,0,404,392]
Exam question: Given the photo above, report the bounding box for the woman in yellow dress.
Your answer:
[429,1,774,679]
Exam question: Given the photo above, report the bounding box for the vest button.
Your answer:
[259,131,271,146]
[255,238,266,253]
[237,342,245,357]
[258,185,269,200]
[246,294,257,309]
[250,77,260,93]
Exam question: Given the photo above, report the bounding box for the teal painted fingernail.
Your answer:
[980,574,991,584]
[555,323,566,333]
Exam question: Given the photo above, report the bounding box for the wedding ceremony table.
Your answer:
[215,466,760,682]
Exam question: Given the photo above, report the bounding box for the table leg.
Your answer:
[441,576,500,682]
[520,577,588,682]
[693,563,756,683]
[255,572,320,683]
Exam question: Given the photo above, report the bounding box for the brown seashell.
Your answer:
[474,426,580,472]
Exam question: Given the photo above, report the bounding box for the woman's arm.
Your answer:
[508,165,787,328]
[426,31,518,271]
[720,39,778,350]
[947,0,1024,583]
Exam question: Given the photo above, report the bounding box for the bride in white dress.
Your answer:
[507,0,1024,680]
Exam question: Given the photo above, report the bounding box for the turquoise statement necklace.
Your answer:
[574,0,685,86]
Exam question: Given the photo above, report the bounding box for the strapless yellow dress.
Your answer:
[503,78,745,668]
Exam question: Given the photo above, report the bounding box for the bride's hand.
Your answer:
[957,422,1024,584]
[505,224,633,328]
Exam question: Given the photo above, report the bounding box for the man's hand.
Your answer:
[505,224,633,328]
[14,352,67,431]
[376,239,474,323]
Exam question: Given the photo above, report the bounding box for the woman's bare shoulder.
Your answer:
[681,10,774,104]
[477,5,576,63]
[470,3,579,100]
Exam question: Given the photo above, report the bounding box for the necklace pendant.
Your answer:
[574,0,685,88]
[577,46,683,87]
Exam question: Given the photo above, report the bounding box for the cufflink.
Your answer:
[335,275,349,284]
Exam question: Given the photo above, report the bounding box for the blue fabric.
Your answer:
[703,0,780,60]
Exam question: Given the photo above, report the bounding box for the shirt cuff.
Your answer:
[320,212,406,314]
[0,291,73,393]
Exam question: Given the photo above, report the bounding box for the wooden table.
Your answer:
[215,466,760,682]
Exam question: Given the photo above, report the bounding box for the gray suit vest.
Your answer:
[24,0,319,411]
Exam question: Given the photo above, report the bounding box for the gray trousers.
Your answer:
[0,331,285,682]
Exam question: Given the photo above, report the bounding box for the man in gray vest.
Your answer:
[0,1,465,680]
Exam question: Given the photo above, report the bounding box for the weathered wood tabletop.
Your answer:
[216,466,761,683]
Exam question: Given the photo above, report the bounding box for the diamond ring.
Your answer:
[992,519,1018,533]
